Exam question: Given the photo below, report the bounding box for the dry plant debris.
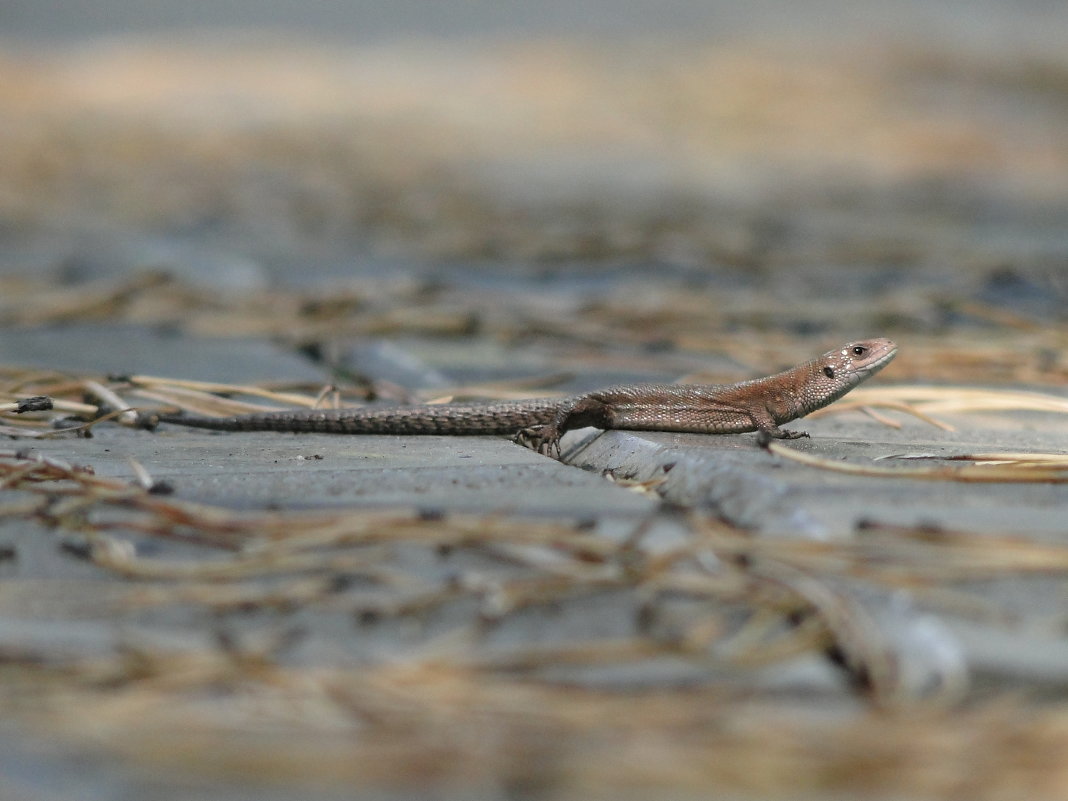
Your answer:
[1,443,1068,797]
[2,357,1068,799]
[768,440,1068,483]
[1,271,1068,386]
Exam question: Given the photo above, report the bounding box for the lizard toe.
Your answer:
[514,424,561,457]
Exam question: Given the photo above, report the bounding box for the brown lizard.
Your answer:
[153,338,897,454]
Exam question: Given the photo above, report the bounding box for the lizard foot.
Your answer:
[514,425,562,458]
[756,428,810,448]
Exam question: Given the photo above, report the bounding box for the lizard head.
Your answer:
[818,338,898,385]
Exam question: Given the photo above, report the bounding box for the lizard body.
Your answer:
[154,338,897,453]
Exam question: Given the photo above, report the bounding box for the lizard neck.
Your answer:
[750,355,885,424]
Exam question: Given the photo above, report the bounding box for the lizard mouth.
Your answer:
[863,346,898,375]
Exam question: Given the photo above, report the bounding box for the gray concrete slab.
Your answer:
[0,324,325,383]
[20,426,656,517]
[564,410,1068,539]
[338,335,695,391]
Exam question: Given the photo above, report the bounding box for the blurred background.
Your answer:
[8,0,1068,49]
[3,0,1068,315]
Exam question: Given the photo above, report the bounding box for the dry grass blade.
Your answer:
[0,424,53,438]
[128,375,331,407]
[604,473,668,496]
[843,385,1068,415]
[723,523,1068,581]
[82,380,141,427]
[131,386,288,416]
[884,452,1068,468]
[123,575,353,610]
[86,534,393,582]
[452,638,672,672]
[814,385,1068,434]
[48,399,100,416]
[766,440,1068,483]
[0,398,42,414]
[811,399,956,430]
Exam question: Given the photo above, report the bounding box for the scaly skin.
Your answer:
[154,338,898,454]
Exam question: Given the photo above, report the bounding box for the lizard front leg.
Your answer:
[749,405,810,443]
[755,427,810,448]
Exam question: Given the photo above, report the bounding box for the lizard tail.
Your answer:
[153,399,563,435]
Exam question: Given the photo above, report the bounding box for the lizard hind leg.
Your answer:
[514,395,613,458]
[514,425,562,457]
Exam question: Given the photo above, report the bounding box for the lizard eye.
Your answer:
[851,345,868,356]
[823,366,835,378]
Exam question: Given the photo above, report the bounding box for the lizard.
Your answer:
[153,338,897,455]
